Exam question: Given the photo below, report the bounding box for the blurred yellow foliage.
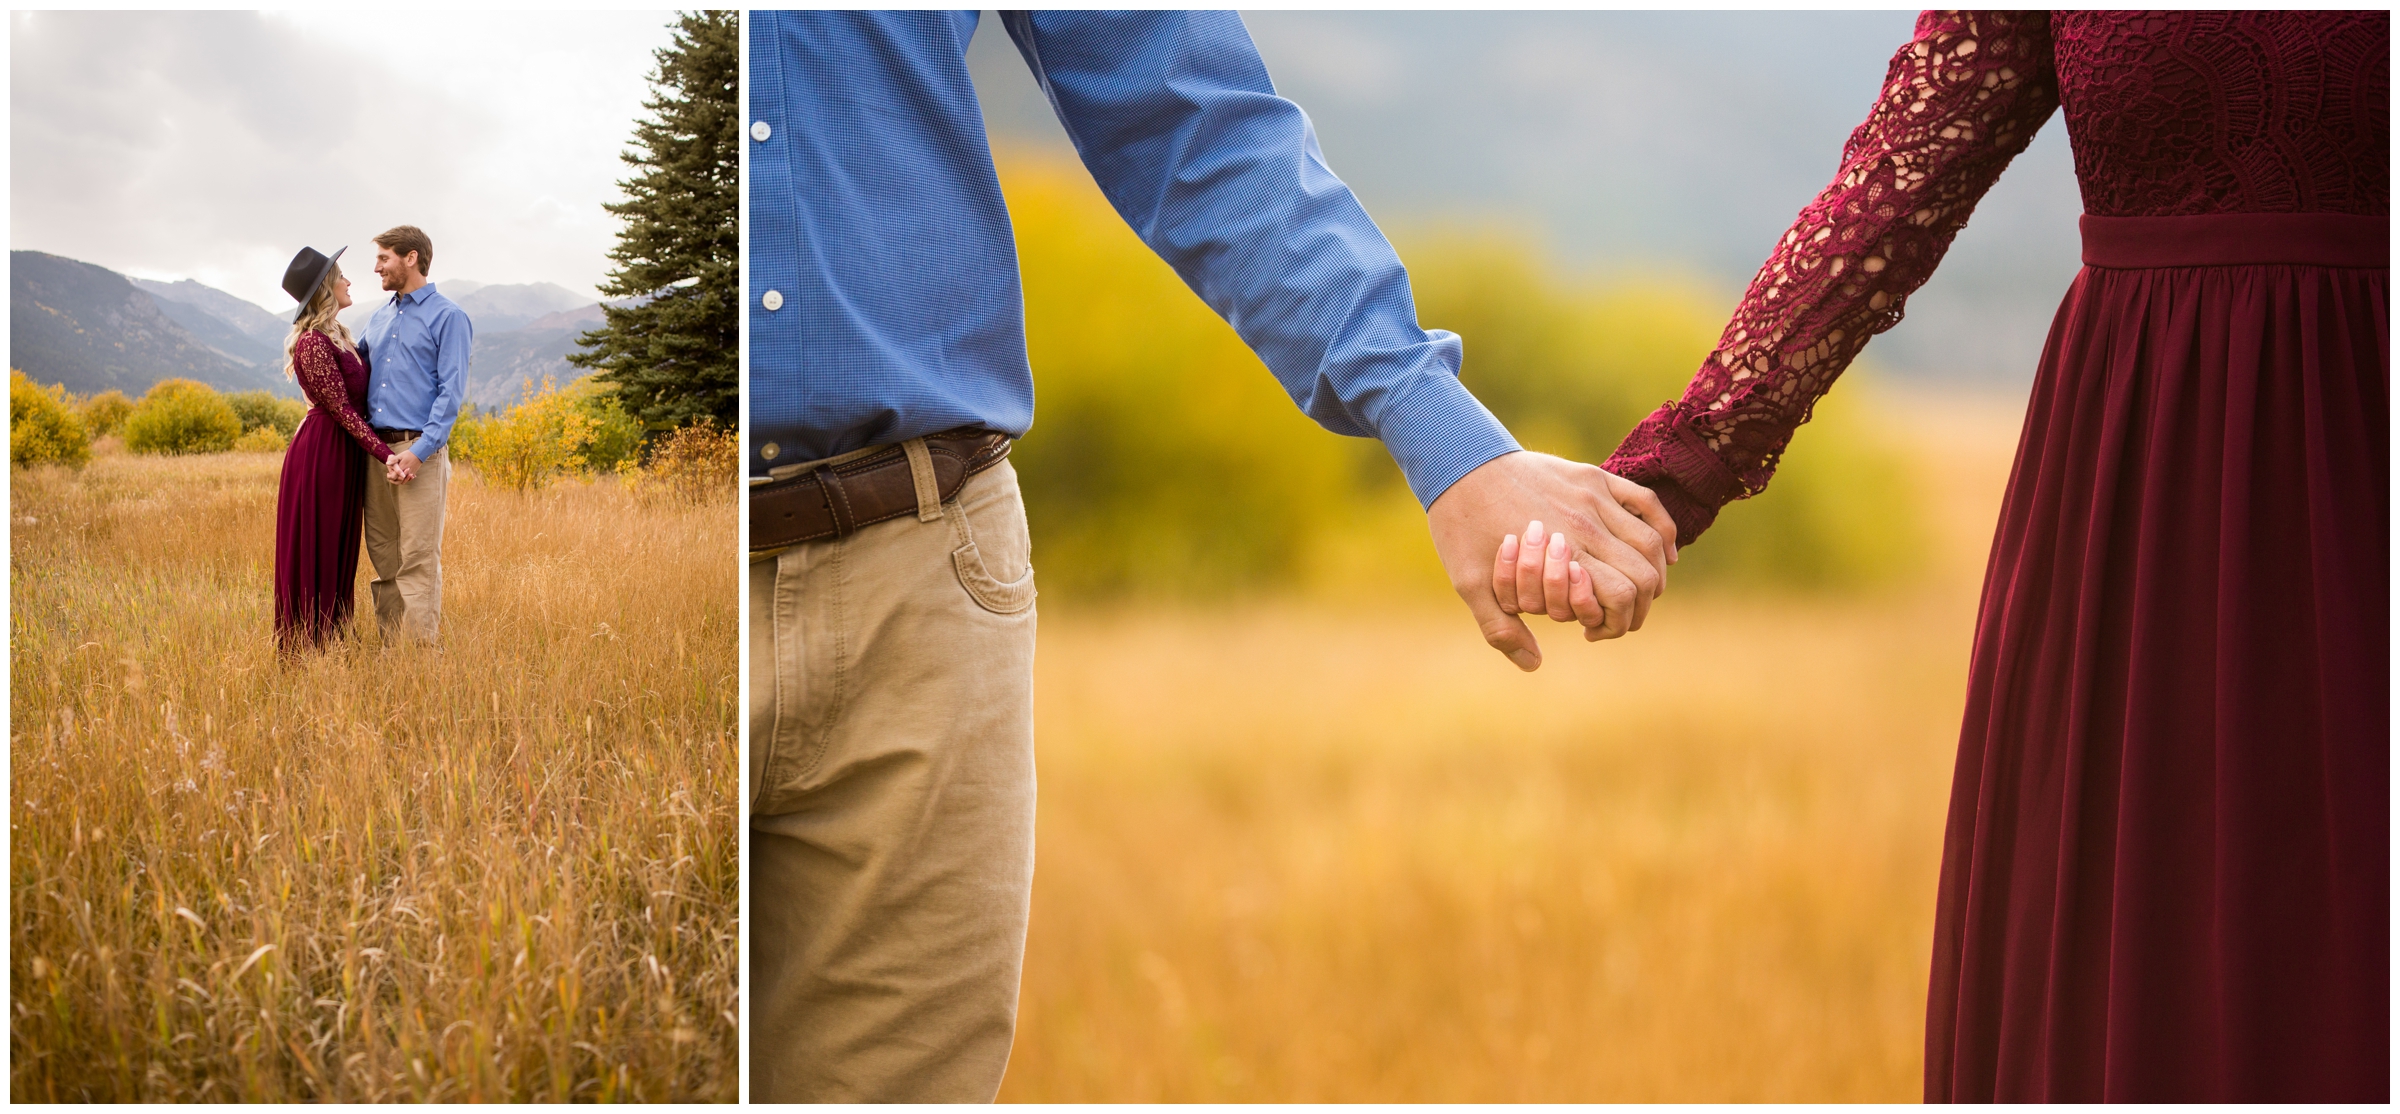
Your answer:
[1003,155,1359,600]
[996,154,1923,601]
[231,425,288,454]
[1403,234,1928,593]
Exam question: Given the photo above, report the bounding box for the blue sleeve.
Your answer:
[1001,10,1519,508]
[415,307,473,457]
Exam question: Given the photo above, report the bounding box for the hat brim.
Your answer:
[292,245,347,312]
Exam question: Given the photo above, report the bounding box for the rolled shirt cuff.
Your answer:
[1377,371,1522,509]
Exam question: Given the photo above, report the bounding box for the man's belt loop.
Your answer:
[815,468,855,536]
[902,438,943,522]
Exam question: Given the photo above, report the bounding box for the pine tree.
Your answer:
[570,10,737,434]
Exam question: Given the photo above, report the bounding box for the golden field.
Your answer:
[9,442,738,1101]
[1000,391,2027,1102]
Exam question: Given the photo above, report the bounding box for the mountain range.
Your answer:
[11,250,614,408]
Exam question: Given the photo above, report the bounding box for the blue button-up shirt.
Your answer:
[360,282,472,458]
[748,10,1518,507]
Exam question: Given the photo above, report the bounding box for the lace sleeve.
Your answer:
[293,332,392,462]
[1604,11,2060,542]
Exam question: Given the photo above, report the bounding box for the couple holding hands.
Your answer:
[752,10,2385,1103]
[273,226,468,656]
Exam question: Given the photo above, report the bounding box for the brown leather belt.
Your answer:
[749,429,1012,552]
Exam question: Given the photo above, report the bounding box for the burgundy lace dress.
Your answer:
[274,330,392,651]
[1604,12,2387,1102]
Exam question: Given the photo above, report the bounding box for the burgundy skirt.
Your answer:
[1925,213,2389,1101]
[273,410,368,651]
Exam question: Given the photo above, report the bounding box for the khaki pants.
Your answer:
[749,457,1039,1102]
[363,436,449,646]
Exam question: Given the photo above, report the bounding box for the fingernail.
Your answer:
[1508,649,1539,670]
[1548,532,1568,558]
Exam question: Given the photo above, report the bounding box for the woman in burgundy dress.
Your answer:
[274,246,395,653]
[1509,11,2385,1101]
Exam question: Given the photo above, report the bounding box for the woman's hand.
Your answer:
[1492,511,1673,643]
[1427,451,1676,670]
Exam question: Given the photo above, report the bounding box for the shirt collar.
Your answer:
[393,282,438,307]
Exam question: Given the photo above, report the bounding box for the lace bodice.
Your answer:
[1606,10,2390,541]
[293,330,391,463]
[2058,12,2389,219]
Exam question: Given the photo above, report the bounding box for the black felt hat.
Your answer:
[280,245,346,307]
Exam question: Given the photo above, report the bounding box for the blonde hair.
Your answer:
[281,262,356,379]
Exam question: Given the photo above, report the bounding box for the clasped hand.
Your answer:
[385,449,421,485]
[1426,450,1678,671]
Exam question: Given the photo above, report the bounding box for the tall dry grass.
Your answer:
[1000,392,2027,1101]
[10,440,737,1101]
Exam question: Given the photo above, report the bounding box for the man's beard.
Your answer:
[381,271,406,291]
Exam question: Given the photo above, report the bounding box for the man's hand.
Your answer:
[387,449,421,485]
[1426,451,1678,671]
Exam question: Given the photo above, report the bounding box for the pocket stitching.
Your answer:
[946,496,1035,615]
[953,541,1035,614]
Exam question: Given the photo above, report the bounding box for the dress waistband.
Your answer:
[2081,213,2388,269]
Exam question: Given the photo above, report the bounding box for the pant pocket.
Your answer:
[946,471,1035,616]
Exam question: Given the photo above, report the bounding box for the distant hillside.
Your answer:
[471,323,598,409]
[130,278,290,342]
[524,303,608,332]
[450,282,591,333]
[137,286,285,367]
[10,251,288,398]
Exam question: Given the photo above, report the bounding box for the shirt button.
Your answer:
[760,441,780,461]
[751,120,772,142]
[761,290,784,312]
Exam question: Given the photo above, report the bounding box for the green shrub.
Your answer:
[226,389,309,438]
[78,389,132,438]
[122,378,242,455]
[11,369,92,468]
[571,384,647,473]
[447,406,485,465]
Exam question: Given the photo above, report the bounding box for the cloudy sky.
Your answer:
[11,10,679,312]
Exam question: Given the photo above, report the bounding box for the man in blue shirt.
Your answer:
[359,225,472,647]
[747,13,1676,1100]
